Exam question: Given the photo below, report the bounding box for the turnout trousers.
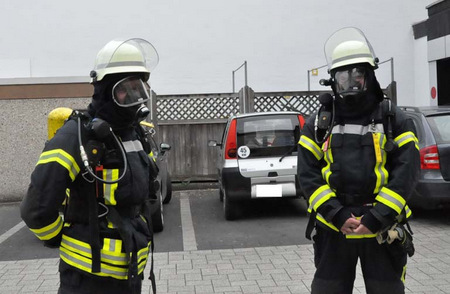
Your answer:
[311,227,407,294]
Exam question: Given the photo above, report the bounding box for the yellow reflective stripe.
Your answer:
[61,235,128,266]
[405,205,412,218]
[60,246,128,280]
[30,216,63,240]
[321,145,334,185]
[373,133,389,194]
[395,131,419,150]
[315,214,378,238]
[137,245,149,263]
[375,187,406,214]
[103,238,123,254]
[104,169,119,205]
[37,149,80,181]
[149,151,156,162]
[401,265,407,283]
[299,135,323,160]
[309,185,336,212]
[345,233,377,239]
[316,213,339,232]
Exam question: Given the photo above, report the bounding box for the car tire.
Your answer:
[152,192,164,233]
[163,173,172,204]
[219,188,224,202]
[223,191,238,220]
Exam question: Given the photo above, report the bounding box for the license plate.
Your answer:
[256,184,282,197]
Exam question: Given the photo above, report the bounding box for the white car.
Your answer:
[209,111,306,220]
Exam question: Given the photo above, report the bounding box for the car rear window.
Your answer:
[236,114,300,158]
[427,114,450,144]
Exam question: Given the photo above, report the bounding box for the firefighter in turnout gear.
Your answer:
[20,38,160,294]
[297,27,420,294]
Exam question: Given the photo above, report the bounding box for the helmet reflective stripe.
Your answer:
[332,53,373,67]
[330,40,375,70]
[95,61,146,70]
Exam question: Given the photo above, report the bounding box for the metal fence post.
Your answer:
[386,81,397,105]
[238,86,254,113]
[149,90,159,137]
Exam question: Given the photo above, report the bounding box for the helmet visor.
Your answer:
[112,76,150,107]
[334,67,367,96]
[324,27,377,71]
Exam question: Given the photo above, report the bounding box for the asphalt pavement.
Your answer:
[1,189,450,294]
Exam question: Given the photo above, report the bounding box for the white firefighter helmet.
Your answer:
[324,27,377,72]
[90,38,159,83]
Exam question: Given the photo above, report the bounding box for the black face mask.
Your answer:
[88,73,150,129]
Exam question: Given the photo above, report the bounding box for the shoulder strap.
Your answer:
[381,98,398,153]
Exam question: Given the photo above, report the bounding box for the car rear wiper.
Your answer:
[279,145,297,162]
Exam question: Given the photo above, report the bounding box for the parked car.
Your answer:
[400,106,450,210]
[140,121,172,232]
[208,111,306,220]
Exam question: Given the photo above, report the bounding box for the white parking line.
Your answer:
[0,221,25,244]
[179,192,197,251]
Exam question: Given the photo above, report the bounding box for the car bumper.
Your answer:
[221,167,302,201]
[409,178,450,210]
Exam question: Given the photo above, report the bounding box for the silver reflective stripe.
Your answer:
[299,136,323,159]
[378,190,404,210]
[103,169,115,203]
[310,188,333,209]
[332,123,384,135]
[32,217,63,239]
[38,152,79,178]
[374,133,388,193]
[108,239,117,252]
[396,133,416,146]
[332,53,373,65]
[122,140,144,153]
[96,61,146,69]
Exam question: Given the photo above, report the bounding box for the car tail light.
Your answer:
[420,145,440,170]
[298,114,305,129]
[225,119,237,159]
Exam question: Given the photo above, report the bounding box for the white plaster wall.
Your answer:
[414,37,431,106]
[1,0,433,103]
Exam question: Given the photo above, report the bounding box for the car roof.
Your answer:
[231,111,302,120]
[399,106,450,117]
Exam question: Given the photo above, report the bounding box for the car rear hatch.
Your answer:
[426,114,450,181]
[235,114,301,197]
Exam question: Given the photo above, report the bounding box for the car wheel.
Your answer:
[152,192,164,232]
[219,188,224,202]
[163,173,172,204]
[223,191,238,220]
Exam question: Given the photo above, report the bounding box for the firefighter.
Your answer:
[298,27,420,294]
[20,38,159,294]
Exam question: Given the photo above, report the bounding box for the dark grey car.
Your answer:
[140,121,172,232]
[401,106,450,209]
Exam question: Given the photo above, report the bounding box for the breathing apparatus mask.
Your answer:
[333,66,367,100]
[112,76,151,122]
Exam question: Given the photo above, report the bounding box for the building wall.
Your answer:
[0,0,433,105]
